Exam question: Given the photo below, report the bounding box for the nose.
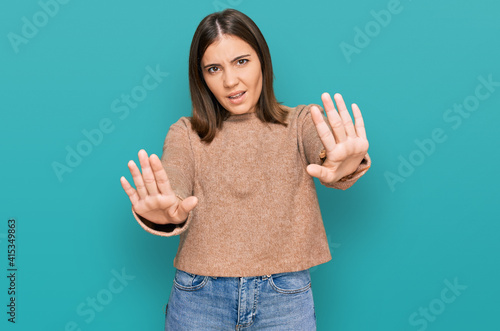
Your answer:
[222,67,238,88]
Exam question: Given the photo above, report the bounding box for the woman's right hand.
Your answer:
[120,149,198,225]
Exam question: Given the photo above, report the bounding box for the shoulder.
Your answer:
[169,116,194,133]
[281,103,325,125]
[172,116,192,126]
[164,116,196,144]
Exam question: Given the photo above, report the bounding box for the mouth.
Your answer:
[227,91,246,99]
[227,90,247,105]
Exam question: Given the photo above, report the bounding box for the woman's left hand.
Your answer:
[306,92,369,184]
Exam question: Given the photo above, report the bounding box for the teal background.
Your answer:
[1,0,499,330]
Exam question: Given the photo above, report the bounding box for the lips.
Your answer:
[228,91,246,99]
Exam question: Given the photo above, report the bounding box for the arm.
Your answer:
[131,118,196,237]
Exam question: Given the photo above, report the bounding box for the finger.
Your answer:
[306,163,335,183]
[149,153,174,196]
[180,196,198,214]
[310,105,337,155]
[351,103,367,140]
[321,92,347,143]
[138,149,159,195]
[128,159,148,199]
[120,176,140,206]
[333,93,356,138]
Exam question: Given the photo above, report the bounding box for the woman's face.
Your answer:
[201,34,263,115]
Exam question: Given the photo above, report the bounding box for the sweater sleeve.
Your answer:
[131,117,196,237]
[298,104,371,190]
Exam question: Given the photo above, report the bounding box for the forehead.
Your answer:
[201,35,255,64]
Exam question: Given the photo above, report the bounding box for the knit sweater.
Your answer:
[131,104,371,277]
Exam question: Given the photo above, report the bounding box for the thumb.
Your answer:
[306,164,322,179]
[180,196,198,213]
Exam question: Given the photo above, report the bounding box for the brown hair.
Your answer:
[188,9,289,143]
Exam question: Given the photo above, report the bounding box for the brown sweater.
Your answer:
[131,104,371,277]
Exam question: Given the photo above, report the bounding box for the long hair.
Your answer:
[188,9,289,143]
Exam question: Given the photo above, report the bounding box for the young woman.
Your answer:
[120,9,371,330]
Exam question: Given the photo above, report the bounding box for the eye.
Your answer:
[207,66,219,74]
[237,59,249,65]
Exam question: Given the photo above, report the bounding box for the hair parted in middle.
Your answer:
[188,8,289,143]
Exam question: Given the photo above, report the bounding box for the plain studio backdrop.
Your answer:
[1,0,499,330]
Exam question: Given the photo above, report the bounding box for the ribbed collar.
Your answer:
[226,111,258,122]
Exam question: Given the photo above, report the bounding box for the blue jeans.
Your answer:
[164,268,317,330]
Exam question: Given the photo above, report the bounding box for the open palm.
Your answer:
[306,93,369,184]
[120,149,198,225]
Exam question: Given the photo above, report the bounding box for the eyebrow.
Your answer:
[203,54,251,69]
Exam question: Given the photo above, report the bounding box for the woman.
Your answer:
[120,8,371,330]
